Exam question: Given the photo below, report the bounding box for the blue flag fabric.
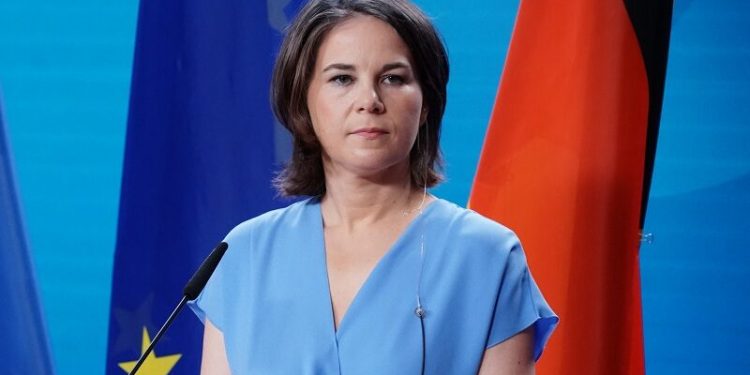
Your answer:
[106,1,304,373]
[0,92,55,374]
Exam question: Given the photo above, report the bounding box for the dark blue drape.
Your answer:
[106,1,305,373]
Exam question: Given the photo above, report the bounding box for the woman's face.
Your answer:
[306,15,425,181]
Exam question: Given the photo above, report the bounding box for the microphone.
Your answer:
[184,242,229,299]
[129,242,229,375]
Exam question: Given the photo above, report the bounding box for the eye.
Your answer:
[330,75,353,86]
[382,74,405,85]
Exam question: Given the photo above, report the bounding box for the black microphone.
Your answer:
[184,242,229,299]
[129,242,229,375]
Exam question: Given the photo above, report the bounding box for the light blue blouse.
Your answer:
[190,197,557,374]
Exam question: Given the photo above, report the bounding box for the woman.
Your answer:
[191,0,557,373]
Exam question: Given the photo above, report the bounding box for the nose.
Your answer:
[356,82,384,114]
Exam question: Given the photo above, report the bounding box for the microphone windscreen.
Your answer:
[183,242,229,300]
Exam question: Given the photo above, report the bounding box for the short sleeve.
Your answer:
[187,247,229,332]
[187,221,252,333]
[485,238,558,361]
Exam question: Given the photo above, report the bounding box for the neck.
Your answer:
[320,163,425,230]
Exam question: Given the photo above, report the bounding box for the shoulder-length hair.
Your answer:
[272,0,449,197]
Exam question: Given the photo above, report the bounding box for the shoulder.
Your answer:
[223,197,318,245]
[431,198,522,253]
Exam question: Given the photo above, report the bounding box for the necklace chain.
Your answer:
[401,187,428,216]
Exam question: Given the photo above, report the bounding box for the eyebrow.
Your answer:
[382,62,411,71]
[321,61,412,73]
[322,63,355,72]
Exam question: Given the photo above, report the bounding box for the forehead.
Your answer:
[315,15,413,66]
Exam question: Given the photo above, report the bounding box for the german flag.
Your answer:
[468,1,672,374]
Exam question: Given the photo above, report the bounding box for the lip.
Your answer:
[350,127,389,140]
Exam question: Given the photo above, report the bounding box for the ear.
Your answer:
[420,106,429,126]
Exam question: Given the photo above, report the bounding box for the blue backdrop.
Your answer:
[640,0,750,372]
[0,0,747,374]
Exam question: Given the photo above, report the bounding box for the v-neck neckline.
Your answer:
[312,197,441,339]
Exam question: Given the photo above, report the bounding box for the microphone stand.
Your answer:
[128,296,188,375]
[128,241,228,375]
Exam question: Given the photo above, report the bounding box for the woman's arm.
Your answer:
[477,325,535,375]
[200,319,231,375]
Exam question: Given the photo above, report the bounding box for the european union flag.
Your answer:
[105,1,305,373]
[0,91,55,374]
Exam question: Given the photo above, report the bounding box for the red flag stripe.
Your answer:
[469,0,649,373]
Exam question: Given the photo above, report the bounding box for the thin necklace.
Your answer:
[401,187,428,216]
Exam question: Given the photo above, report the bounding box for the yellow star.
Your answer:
[118,327,182,374]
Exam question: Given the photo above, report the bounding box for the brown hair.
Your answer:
[272,0,449,197]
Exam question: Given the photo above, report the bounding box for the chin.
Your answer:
[323,148,411,178]
[351,159,411,180]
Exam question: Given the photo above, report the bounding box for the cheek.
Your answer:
[308,107,343,157]
[401,86,424,116]
[308,91,345,133]
[307,97,330,138]
[397,92,425,131]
